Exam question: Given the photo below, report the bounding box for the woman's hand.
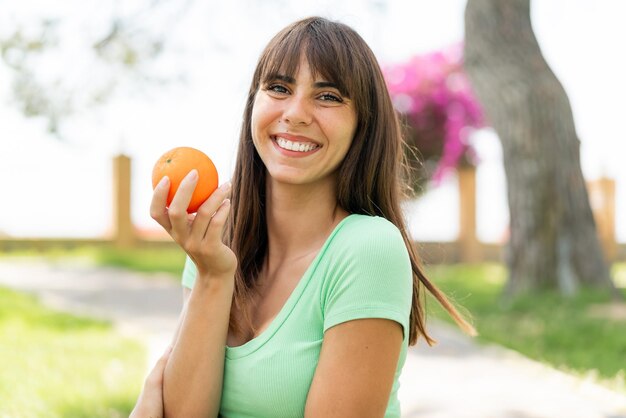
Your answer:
[150,170,237,279]
[129,346,172,418]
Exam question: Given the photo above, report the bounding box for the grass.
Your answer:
[3,247,625,397]
[0,245,187,276]
[92,246,186,275]
[0,286,146,418]
[425,263,626,392]
[87,251,626,392]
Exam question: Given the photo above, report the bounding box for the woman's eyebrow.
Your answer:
[314,81,339,89]
[268,74,295,84]
[269,74,339,90]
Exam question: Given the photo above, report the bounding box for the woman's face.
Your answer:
[251,56,357,188]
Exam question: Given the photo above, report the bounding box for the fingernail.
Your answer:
[186,169,198,181]
[157,176,169,188]
[223,198,231,206]
[220,181,232,192]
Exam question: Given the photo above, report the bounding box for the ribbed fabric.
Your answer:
[181,214,413,418]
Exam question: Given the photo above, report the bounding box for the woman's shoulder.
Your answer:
[320,214,413,308]
[330,214,408,257]
[336,214,404,243]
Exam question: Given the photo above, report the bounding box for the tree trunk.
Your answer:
[463,0,619,297]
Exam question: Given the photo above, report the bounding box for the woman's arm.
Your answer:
[129,345,172,418]
[150,171,236,418]
[304,318,403,418]
[163,276,233,418]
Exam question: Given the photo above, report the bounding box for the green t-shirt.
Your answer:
[181,214,413,418]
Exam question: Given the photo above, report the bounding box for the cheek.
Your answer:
[250,104,270,148]
[251,95,277,128]
[250,98,276,160]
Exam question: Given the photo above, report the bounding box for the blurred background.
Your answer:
[2,0,625,244]
[1,1,625,417]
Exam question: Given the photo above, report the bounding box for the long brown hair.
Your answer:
[225,16,476,345]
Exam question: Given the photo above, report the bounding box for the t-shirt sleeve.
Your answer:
[181,255,198,289]
[321,217,413,339]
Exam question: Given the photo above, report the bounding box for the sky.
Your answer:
[1,0,625,242]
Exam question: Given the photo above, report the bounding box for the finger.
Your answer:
[146,346,173,385]
[158,344,173,363]
[190,182,232,242]
[169,170,198,236]
[150,176,172,231]
[203,198,231,244]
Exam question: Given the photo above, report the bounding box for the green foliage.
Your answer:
[93,246,186,276]
[426,263,626,390]
[0,6,181,136]
[0,287,146,417]
[0,245,187,277]
[4,248,624,399]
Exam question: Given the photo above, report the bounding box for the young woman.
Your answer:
[136,16,475,418]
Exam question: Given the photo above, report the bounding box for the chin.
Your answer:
[265,167,313,185]
[269,174,309,185]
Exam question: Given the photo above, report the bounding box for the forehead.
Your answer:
[270,58,326,82]
[264,50,318,77]
[262,51,349,96]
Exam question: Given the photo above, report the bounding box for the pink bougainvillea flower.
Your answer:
[382,44,485,185]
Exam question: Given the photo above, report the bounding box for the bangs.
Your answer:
[257,19,358,99]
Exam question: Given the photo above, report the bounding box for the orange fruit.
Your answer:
[152,146,219,213]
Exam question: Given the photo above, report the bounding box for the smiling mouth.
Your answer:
[273,136,320,153]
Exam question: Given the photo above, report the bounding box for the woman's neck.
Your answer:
[264,176,347,264]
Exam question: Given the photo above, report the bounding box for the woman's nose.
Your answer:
[281,95,313,126]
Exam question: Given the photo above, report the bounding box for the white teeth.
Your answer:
[275,137,318,153]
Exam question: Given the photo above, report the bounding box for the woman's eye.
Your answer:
[267,84,288,94]
[319,93,343,103]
